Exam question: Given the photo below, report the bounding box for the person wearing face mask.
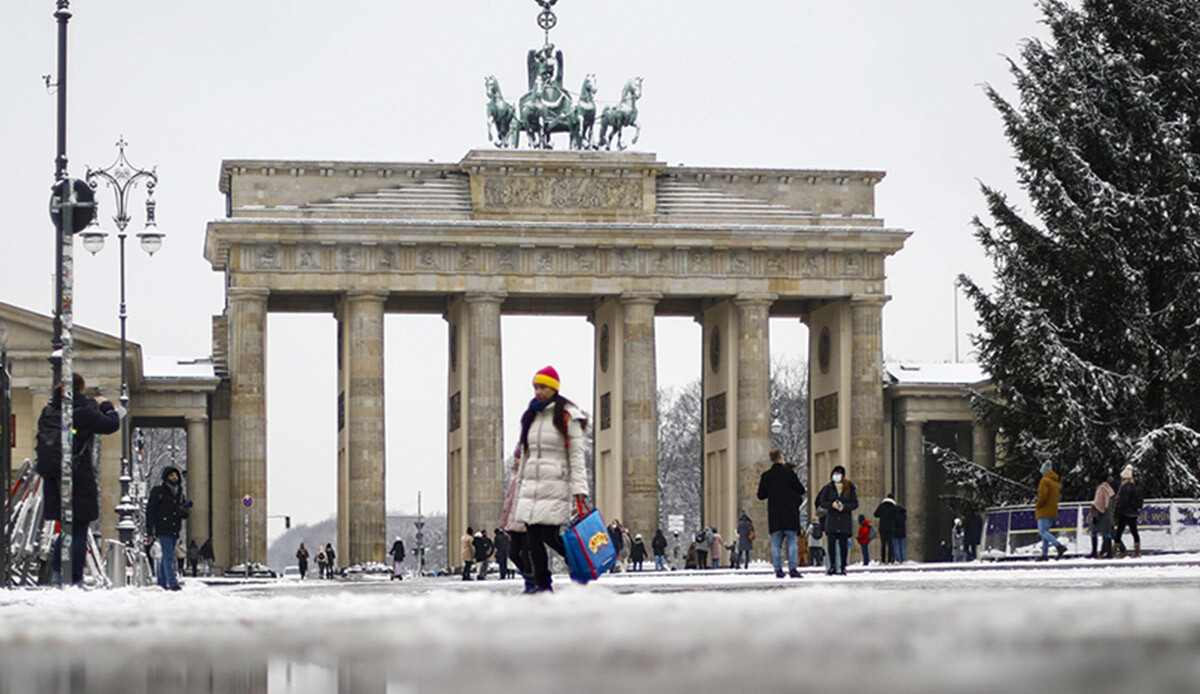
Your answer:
[815,465,858,575]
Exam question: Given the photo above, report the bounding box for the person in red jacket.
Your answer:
[856,515,873,566]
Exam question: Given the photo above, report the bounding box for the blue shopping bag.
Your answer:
[561,502,617,583]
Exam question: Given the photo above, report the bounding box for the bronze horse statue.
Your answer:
[574,73,598,150]
[485,75,516,148]
[599,77,643,151]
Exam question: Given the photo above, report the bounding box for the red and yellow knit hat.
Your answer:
[533,365,560,391]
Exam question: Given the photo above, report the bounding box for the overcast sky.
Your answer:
[1,1,1047,536]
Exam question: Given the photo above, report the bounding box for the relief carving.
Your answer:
[613,248,634,272]
[497,248,517,272]
[418,247,438,270]
[483,176,642,209]
[767,252,787,274]
[255,246,280,269]
[573,249,596,272]
[535,251,555,272]
[378,247,396,269]
[730,250,750,274]
[336,245,361,270]
[689,249,711,274]
[843,253,864,276]
[803,253,825,277]
[652,250,671,272]
[457,249,478,271]
[297,246,319,270]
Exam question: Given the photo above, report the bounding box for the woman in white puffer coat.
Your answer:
[509,365,590,593]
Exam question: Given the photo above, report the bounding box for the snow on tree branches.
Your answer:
[950,0,1200,506]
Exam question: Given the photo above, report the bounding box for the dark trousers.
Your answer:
[298,560,307,579]
[52,522,90,585]
[461,561,474,580]
[879,534,894,563]
[517,524,565,590]
[497,551,510,579]
[1114,515,1140,549]
[696,550,708,568]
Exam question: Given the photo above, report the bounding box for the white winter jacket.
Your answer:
[512,402,589,526]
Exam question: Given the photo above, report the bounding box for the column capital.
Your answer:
[344,289,389,303]
[463,290,508,305]
[618,291,662,306]
[849,293,890,308]
[227,287,270,301]
[185,414,209,424]
[733,292,778,308]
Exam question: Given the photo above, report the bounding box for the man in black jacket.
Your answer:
[37,372,122,586]
[756,449,806,579]
[146,465,191,590]
[473,530,494,580]
[493,529,511,579]
[873,493,899,564]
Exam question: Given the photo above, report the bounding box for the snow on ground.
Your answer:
[3,558,1200,694]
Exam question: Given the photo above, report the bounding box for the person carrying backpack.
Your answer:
[36,372,122,586]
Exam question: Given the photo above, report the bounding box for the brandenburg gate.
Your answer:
[203,149,909,568]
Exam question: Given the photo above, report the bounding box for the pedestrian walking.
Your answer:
[324,543,337,578]
[608,520,628,572]
[36,372,122,586]
[474,529,494,580]
[461,527,476,581]
[651,529,668,571]
[146,466,192,591]
[390,536,406,580]
[187,539,200,577]
[296,543,309,580]
[507,365,590,593]
[815,465,858,575]
[965,513,983,560]
[494,528,512,579]
[797,526,810,567]
[710,528,724,569]
[807,521,825,567]
[735,510,755,570]
[1036,461,1068,561]
[693,526,713,570]
[894,503,908,563]
[1113,465,1144,558]
[630,534,647,571]
[951,518,967,563]
[873,493,898,564]
[856,515,874,566]
[1089,472,1115,559]
[316,547,327,578]
[756,449,806,579]
[199,538,214,576]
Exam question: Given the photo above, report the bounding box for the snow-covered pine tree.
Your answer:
[955,0,1200,505]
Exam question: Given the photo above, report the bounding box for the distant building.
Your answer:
[883,362,991,562]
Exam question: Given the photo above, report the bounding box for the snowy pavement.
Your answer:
[3,558,1200,694]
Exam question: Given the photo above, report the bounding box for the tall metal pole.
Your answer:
[52,0,78,587]
[1,344,11,587]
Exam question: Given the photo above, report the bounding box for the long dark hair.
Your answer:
[518,393,587,455]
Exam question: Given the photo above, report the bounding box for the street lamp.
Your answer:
[83,137,162,547]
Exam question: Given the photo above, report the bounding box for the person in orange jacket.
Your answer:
[856,515,874,566]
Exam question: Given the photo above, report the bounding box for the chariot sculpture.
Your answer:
[485,1,642,151]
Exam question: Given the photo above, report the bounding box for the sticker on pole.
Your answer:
[242,495,253,508]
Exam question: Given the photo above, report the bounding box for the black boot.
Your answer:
[1101,537,1113,559]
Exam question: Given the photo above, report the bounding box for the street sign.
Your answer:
[242,495,253,508]
[667,514,685,533]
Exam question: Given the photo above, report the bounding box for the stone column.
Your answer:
[344,291,387,565]
[465,291,505,533]
[227,287,268,566]
[186,416,211,544]
[735,294,774,560]
[850,295,887,520]
[903,420,927,562]
[619,292,660,537]
[972,423,993,468]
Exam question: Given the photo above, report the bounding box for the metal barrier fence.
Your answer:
[983,499,1200,558]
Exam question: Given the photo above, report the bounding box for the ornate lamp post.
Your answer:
[82,138,162,546]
